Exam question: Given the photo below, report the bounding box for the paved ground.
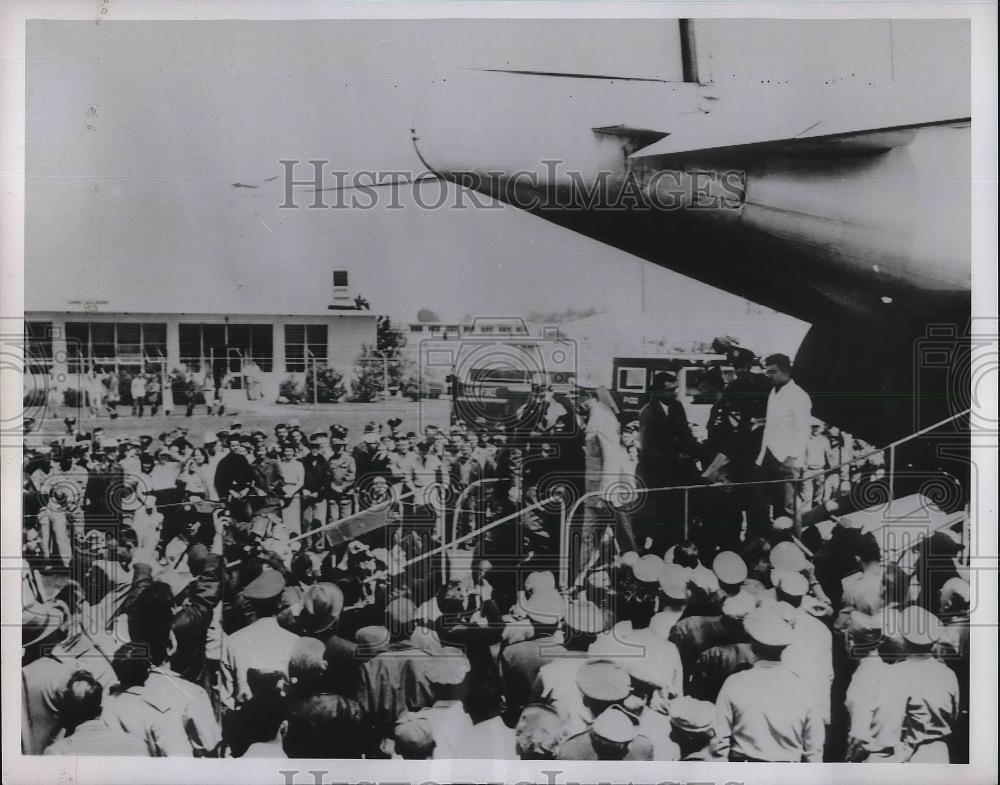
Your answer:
[26,397,452,444]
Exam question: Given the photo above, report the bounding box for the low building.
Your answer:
[24,269,378,402]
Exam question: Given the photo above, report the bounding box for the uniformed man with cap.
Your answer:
[895,605,959,762]
[219,569,301,709]
[648,564,690,640]
[669,696,723,760]
[709,550,749,611]
[300,434,330,547]
[768,539,833,612]
[533,599,609,736]
[715,607,824,762]
[844,624,907,762]
[324,426,356,543]
[715,346,771,532]
[402,657,474,759]
[557,705,653,760]
[499,590,567,725]
[766,569,834,727]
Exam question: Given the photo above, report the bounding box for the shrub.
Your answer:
[278,377,304,404]
[62,387,84,408]
[23,389,47,409]
[303,365,346,403]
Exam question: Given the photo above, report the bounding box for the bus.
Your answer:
[419,317,578,432]
[610,353,736,430]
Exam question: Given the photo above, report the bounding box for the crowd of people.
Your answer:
[20,350,969,762]
[40,363,268,425]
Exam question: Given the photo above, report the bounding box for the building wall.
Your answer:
[25,311,378,402]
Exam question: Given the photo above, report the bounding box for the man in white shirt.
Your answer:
[130,373,147,417]
[756,354,813,523]
[801,420,830,508]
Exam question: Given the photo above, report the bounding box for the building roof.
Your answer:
[26,260,373,317]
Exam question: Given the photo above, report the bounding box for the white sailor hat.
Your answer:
[743,608,794,648]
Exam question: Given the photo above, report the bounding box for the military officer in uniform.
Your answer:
[896,606,960,762]
[556,705,653,761]
[669,696,724,760]
[714,607,825,762]
[324,426,356,547]
[219,570,301,709]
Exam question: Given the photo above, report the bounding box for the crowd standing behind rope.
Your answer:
[21,350,968,762]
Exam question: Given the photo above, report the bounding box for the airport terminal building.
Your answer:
[24,269,378,402]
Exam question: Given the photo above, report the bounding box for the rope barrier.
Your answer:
[400,494,562,570]
[287,490,414,545]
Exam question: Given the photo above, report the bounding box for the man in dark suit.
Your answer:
[214,435,255,521]
[635,371,701,552]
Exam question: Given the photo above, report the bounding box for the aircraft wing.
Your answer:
[630,82,970,160]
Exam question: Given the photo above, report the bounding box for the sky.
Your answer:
[25,18,965,344]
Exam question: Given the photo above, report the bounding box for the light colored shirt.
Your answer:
[43,717,149,757]
[896,656,960,755]
[585,402,622,497]
[845,652,907,755]
[278,458,304,495]
[241,737,287,758]
[780,605,834,724]
[179,467,208,496]
[219,617,301,709]
[452,715,517,759]
[715,659,824,762]
[149,463,180,492]
[757,379,813,466]
[535,656,593,737]
[805,434,830,468]
[588,625,683,702]
[638,705,681,761]
[199,457,221,501]
[35,467,88,511]
[131,377,147,398]
[103,667,221,756]
[418,699,474,760]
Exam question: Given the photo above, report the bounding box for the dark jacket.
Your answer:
[637,397,700,487]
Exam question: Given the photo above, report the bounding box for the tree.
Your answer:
[351,317,412,402]
[526,305,603,323]
[416,308,441,323]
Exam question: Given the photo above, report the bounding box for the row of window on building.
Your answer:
[408,323,529,336]
[24,321,330,375]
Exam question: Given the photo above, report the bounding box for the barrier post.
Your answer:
[683,488,689,541]
[402,494,561,570]
[562,490,604,589]
[888,443,897,503]
[437,497,447,579]
[451,478,500,548]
